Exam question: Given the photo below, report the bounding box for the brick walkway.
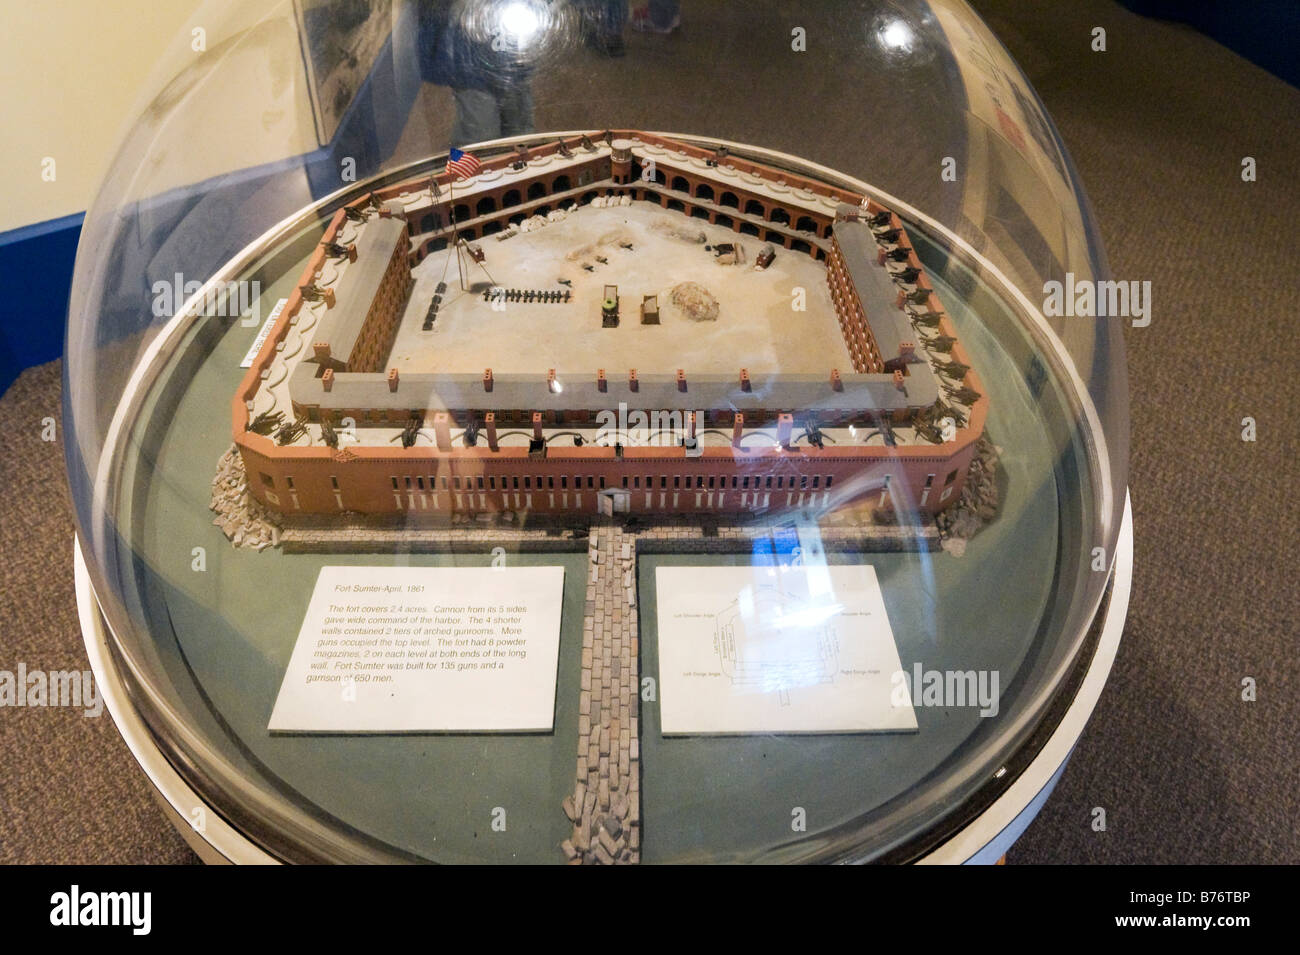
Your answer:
[221,454,944,863]
[561,521,640,864]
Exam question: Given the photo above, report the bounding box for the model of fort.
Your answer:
[229,131,987,522]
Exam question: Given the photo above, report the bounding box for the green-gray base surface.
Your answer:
[113,218,1068,862]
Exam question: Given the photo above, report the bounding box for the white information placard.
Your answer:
[269,565,565,733]
[655,564,917,735]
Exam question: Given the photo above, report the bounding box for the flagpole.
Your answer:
[447,167,467,291]
[447,149,490,291]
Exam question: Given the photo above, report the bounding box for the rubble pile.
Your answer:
[668,281,719,322]
[210,445,283,550]
[587,194,632,209]
[934,436,1001,557]
[565,225,635,266]
[649,216,707,244]
[517,207,571,233]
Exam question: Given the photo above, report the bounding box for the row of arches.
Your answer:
[414,161,834,240]
[409,155,843,242]
[416,194,825,263]
[645,189,824,259]
[414,192,604,259]
[628,158,835,235]
[408,168,831,264]
[413,170,591,236]
[651,172,833,237]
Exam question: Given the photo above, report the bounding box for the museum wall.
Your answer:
[0,0,379,396]
[1,1,197,233]
[0,0,326,233]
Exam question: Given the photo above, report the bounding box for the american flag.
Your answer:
[447,147,482,180]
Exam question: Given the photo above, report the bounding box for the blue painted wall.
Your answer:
[0,212,83,395]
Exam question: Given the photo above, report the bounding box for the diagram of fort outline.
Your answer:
[656,564,918,735]
[714,586,840,706]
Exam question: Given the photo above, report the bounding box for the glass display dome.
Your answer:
[65,0,1130,863]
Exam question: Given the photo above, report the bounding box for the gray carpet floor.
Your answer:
[0,0,1295,863]
[976,0,1298,865]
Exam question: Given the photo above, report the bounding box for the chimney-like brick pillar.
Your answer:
[893,370,905,391]
[732,412,744,447]
[899,342,915,361]
[830,368,843,391]
[777,413,793,448]
[686,411,697,440]
[485,412,499,451]
[322,286,336,307]
[597,369,607,392]
[387,368,399,392]
[483,368,493,392]
[739,368,751,392]
[322,368,334,392]
[547,368,558,393]
[532,412,544,443]
[434,413,452,451]
[313,342,331,363]
[676,369,686,392]
[629,369,638,392]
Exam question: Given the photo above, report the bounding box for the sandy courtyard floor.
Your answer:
[389,201,849,377]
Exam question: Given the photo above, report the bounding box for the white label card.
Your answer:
[239,297,288,367]
[655,564,917,735]
[269,565,565,733]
